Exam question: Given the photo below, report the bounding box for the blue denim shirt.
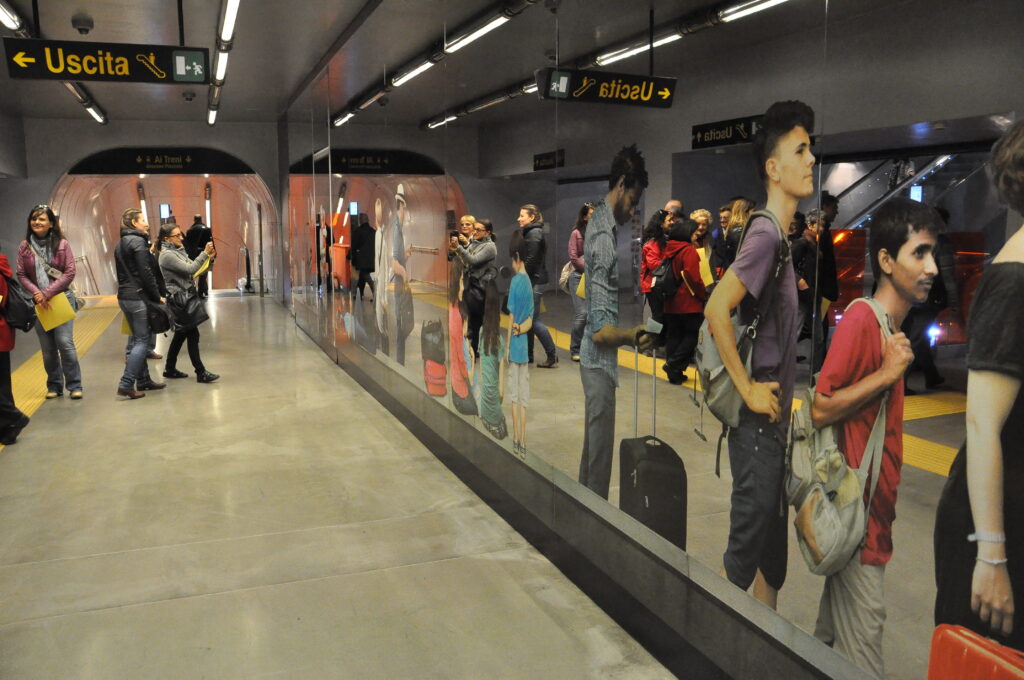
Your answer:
[580,199,619,386]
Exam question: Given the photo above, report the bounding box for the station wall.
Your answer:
[477,0,1024,215]
[0,110,26,179]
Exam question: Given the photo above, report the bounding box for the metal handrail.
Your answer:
[931,162,989,206]
[835,160,890,201]
[845,154,953,230]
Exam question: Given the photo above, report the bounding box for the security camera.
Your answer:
[182,91,196,102]
[71,13,94,35]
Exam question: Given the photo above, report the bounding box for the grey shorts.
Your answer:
[508,362,529,406]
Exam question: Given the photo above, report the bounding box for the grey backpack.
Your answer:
[785,297,891,576]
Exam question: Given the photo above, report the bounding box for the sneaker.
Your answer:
[69,391,83,400]
[45,391,60,399]
[197,371,220,383]
[163,369,189,379]
[0,414,30,445]
[571,354,580,362]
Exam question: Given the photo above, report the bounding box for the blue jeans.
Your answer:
[568,272,587,356]
[578,365,616,499]
[119,299,152,389]
[529,285,556,361]
[35,315,83,393]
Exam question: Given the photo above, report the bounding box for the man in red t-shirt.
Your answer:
[811,197,941,677]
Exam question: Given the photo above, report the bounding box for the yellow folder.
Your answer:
[36,292,77,331]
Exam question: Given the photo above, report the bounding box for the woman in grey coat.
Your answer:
[156,223,219,383]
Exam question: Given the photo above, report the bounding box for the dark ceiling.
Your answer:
[0,0,891,127]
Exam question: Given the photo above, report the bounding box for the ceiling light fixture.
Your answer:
[718,0,790,23]
[444,14,509,53]
[333,112,355,127]
[0,1,22,30]
[207,108,218,125]
[594,33,682,66]
[465,92,510,114]
[356,90,389,110]
[85,104,107,125]
[427,115,457,130]
[213,51,229,83]
[391,60,435,87]
[218,0,241,42]
[522,82,539,94]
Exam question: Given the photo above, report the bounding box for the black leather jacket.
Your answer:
[521,222,548,285]
[116,228,164,301]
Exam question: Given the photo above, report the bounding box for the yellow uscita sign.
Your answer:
[596,79,655,101]
[44,47,130,76]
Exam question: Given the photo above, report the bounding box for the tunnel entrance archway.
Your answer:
[48,147,280,298]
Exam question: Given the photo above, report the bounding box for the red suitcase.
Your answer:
[424,359,446,397]
[928,624,1024,679]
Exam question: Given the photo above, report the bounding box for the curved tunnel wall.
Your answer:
[48,172,280,297]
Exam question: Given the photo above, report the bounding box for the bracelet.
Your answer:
[977,556,1009,566]
[968,531,1006,543]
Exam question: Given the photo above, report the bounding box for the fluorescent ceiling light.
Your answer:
[219,0,241,42]
[333,112,355,127]
[718,0,790,23]
[140,199,148,218]
[214,51,229,82]
[466,93,510,114]
[207,109,218,125]
[427,115,457,130]
[0,1,22,30]
[205,198,211,230]
[444,15,509,53]
[522,82,538,94]
[356,90,387,110]
[595,33,681,66]
[85,104,106,124]
[392,60,434,87]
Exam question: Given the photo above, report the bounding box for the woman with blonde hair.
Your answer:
[718,197,755,271]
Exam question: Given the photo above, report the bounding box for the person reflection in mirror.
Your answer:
[793,209,824,364]
[812,198,937,678]
[689,208,717,288]
[567,202,594,361]
[388,184,413,365]
[578,144,654,499]
[448,214,475,262]
[935,118,1024,650]
[350,212,376,301]
[447,258,477,417]
[705,101,815,609]
[454,219,497,356]
[507,231,534,457]
[374,197,390,356]
[517,204,558,368]
[183,214,212,298]
[475,279,508,440]
[817,191,841,365]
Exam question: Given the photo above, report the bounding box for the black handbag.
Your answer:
[168,289,209,331]
[145,299,173,334]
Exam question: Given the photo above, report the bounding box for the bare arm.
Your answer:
[811,332,912,428]
[703,270,780,420]
[966,369,1020,637]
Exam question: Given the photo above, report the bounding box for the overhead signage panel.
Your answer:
[3,37,208,85]
[691,115,764,150]
[68,148,252,175]
[533,149,565,171]
[535,68,676,109]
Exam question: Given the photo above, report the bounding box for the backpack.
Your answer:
[785,297,891,576]
[650,255,681,299]
[2,273,38,332]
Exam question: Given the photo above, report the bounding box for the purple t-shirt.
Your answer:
[729,214,799,442]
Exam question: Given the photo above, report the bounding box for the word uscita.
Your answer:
[44,47,130,76]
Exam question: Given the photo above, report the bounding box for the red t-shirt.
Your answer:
[815,300,905,566]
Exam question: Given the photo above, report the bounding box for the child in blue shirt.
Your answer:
[507,231,534,457]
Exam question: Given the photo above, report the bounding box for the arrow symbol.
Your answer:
[659,88,671,100]
[12,51,35,68]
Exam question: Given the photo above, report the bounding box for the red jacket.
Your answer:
[0,255,16,351]
[640,239,665,294]
[662,240,706,314]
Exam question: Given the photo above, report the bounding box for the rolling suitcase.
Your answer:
[928,625,1024,679]
[619,342,687,550]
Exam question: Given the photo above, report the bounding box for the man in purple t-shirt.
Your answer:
[704,101,816,610]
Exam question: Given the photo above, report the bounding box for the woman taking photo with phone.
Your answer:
[16,205,83,400]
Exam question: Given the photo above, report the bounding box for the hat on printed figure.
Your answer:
[396,183,407,207]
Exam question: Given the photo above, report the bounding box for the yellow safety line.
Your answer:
[903,391,966,421]
[903,434,958,477]
[2,306,121,449]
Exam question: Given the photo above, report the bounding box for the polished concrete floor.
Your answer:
[0,296,674,679]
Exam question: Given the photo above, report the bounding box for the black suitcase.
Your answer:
[619,343,687,550]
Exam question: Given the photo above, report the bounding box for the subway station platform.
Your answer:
[0,296,673,679]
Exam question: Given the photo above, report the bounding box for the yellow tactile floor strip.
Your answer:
[903,391,967,421]
[903,434,958,477]
[3,305,121,448]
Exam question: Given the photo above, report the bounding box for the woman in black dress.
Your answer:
[934,119,1024,646]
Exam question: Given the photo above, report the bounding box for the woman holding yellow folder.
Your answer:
[16,205,83,400]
